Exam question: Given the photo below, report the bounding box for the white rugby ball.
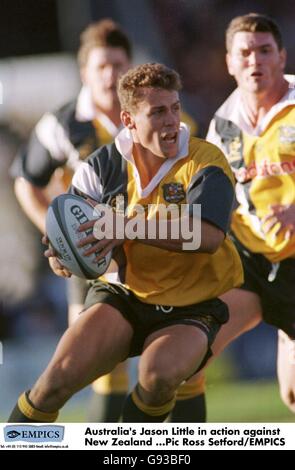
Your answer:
[46,194,112,279]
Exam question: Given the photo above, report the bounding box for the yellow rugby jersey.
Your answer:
[71,124,243,306]
[207,84,295,262]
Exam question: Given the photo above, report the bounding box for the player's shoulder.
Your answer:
[54,98,78,123]
[189,135,226,161]
[35,99,79,134]
[81,142,122,176]
[188,136,234,182]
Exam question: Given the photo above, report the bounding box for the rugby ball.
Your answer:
[46,194,112,279]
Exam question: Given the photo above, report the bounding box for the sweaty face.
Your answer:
[129,88,181,159]
[82,46,130,111]
[226,32,286,95]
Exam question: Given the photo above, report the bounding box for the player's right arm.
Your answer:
[14,177,50,234]
[13,111,74,233]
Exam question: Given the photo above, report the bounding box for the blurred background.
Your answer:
[0,0,294,422]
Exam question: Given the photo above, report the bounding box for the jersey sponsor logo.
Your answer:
[162,182,186,203]
[235,158,295,183]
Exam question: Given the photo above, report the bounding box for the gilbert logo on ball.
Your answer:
[46,194,112,279]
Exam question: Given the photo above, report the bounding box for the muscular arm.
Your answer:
[14,110,72,233]
[76,211,225,263]
[14,177,50,234]
[135,216,224,253]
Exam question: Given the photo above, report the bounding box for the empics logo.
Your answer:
[6,430,21,439]
[4,425,64,442]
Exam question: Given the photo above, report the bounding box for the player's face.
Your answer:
[226,32,286,96]
[127,88,181,159]
[82,46,130,111]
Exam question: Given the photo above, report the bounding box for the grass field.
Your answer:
[206,380,294,422]
[205,353,294,422]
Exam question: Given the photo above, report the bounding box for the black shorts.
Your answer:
[83,280,229,367]
[232,235,295,339]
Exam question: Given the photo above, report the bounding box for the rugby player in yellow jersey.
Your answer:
[12,17,205,423]
[8,62,242,423]
[12,18,205,423]
[12,19,132,422]
[185,13,295,418]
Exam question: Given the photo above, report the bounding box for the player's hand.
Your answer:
[261,204,295,240]
[42,234,72,278]
[77,210,126,262]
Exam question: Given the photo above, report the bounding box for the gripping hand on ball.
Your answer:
[43,234,72,278]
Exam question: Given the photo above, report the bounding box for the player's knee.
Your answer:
[138,361,180,398]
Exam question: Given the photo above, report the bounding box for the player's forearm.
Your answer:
[130,216,224,253]
[84,212,225,257]
[14,177,50,234]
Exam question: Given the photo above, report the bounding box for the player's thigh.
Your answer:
[210,288,262,356]
[48,303,133,386]
[139,324,208,385]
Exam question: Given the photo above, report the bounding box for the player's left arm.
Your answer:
[139,163,234,253]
